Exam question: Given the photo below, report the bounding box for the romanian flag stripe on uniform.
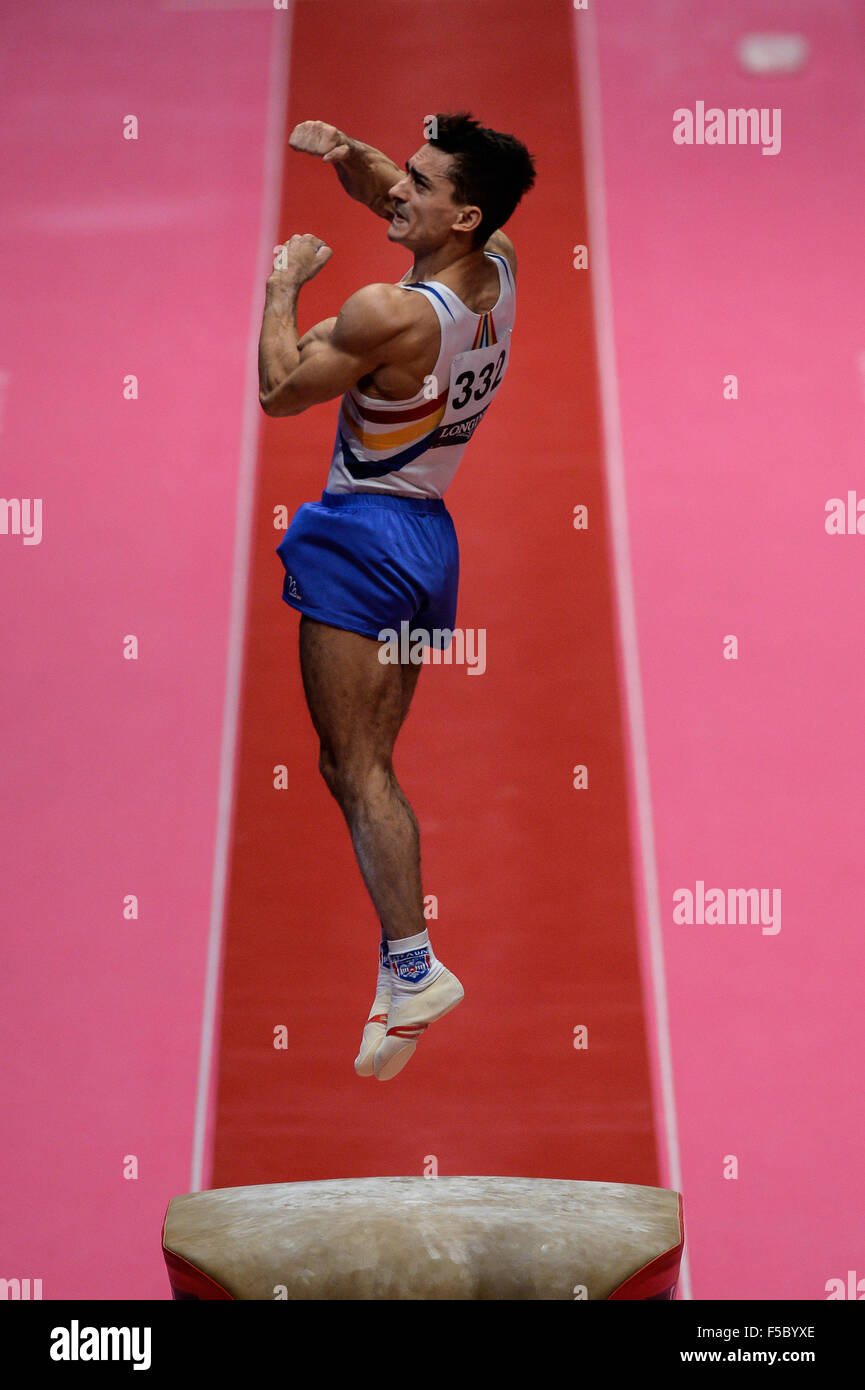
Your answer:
[471,309,497,349]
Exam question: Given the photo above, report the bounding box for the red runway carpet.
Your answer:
[210,0,658,1188]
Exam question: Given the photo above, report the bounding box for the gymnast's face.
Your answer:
[387,144,482,251]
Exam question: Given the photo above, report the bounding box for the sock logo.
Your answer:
[391,947,431,983]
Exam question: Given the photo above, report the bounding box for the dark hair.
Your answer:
[428,111,536,245]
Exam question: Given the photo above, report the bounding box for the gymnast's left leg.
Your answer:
[297,614,463,1080]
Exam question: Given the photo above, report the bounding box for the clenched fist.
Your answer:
[268,233,333,291]
[289,120,353,164]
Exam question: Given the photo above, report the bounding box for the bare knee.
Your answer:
[318,744,392,809]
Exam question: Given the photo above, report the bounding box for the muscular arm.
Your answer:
[289,121,401,220]
[259,280,415,418]
[331,141,403,222]
[258,284,336,409]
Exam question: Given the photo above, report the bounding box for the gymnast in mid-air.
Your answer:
[258,112,535,1079]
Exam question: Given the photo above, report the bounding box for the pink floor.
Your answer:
[0,1,276,1299]
[589,0,865,1299]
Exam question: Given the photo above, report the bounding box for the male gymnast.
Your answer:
[258,112,535,1080]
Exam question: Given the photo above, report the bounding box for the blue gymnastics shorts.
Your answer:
[276,490,459,648]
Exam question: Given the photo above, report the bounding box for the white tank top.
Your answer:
[324,251,516,499]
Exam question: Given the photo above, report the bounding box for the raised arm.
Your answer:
[289,121,401,221]
[287,120,518,274]
[258,234,419,418]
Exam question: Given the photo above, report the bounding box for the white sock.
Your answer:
[387,928,443,995]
